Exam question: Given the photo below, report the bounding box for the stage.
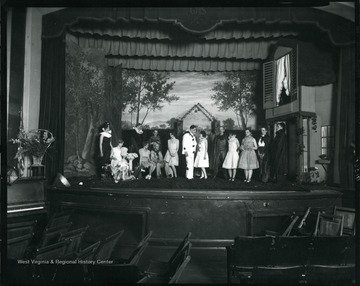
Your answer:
[47,177,343,247]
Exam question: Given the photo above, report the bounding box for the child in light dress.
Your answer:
[194,131,209,179]
[110,139,136,183]
[138,141,156,180]
[150,142,166,178]
[164,132,179,178]
[222,133,240,181]
[238,129,259,183]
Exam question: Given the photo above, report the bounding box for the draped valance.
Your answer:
[68,34,277,61]
[43,7,354,46]
[67,20,298,41]
[105,57,261,71]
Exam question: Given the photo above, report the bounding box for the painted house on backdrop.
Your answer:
[175,103,218,135]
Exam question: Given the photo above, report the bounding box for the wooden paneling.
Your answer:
[47,187,342,244]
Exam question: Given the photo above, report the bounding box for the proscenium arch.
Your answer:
[39,6,354,181]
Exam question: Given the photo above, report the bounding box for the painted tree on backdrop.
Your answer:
[211,71,257,130]
[104,66,133,139]
[123,70,179,125]
[223,118,235,130]
[65,43,106,163]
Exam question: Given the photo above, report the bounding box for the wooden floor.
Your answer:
[137,245,228,283]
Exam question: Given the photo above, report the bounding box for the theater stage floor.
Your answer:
[64,175,341,192]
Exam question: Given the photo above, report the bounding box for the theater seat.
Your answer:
[310,236,350,265]
[227,236,274,283]
[252,265,305,285]
[146,232,191,277]
[272,236,313,266]
[305,264,355,286]
[139,255,191,284]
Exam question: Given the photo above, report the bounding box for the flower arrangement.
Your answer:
[10,129,55,159]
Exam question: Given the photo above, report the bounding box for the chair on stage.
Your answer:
[252,265,305,285]
[304,264,355,286]
[145,232,191,277]
[272,236,313,266]
[310,236,350,265]
[138,255,191,284]
[334,206,355,236]
[38,222,73,248]
[314,212,344,236]
[227,236,274,283]
[59,225,89,256]
[116,230,153,266]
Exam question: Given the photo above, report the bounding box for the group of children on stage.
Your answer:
[97,121,283,184]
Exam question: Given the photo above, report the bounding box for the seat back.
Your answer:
[305,264,355,285]
[168,232,191,264]
[168,241,192,278]
[46,210,73,228]
[77,241,101,260]
[169,255,191,284]
[7,233,33,259]
[35,240,70,260]
[281,216,299,236]
[346,235,355,265]
[127,230,153,265]
[232,236,274,267]
[59,226,89,255]
[253,265,305,284]
[273,236,313,266]
[7,220,37,239]
[39,222,73,248]
[314,212,344,236]
[334,206,355,236]
[310,236,350,265]
[95,230,124,260]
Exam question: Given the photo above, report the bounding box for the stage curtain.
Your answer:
[39,35,66,183]
[275,54,291,104]
[334,45,355,188]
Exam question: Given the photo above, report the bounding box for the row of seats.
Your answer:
[227,235,356,285]
[7,211,192,284]
[229,235,355,267]
[233,264,355,285]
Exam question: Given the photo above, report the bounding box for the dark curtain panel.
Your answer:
[39,35,66,183]
[338,45,355,188]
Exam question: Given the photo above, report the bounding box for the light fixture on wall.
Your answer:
[52,173,71,188]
